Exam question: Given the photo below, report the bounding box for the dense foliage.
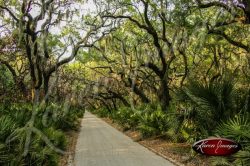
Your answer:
[92,77,250,164]
[0,103,84,165]
[1,0,250,165]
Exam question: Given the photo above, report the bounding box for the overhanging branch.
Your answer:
[0,5,19,23]
[141,62,162,77]
[208,29,249,52]
[195,0,235,14]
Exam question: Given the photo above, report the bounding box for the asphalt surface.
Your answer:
[74,111,174,166]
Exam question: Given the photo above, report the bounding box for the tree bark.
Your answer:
[158,76,171,112]
[43,74,50,103]
[242,0,250,23]
[127,77,150,103]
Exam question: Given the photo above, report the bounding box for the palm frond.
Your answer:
[215,114,250,142]
[209,156,233,166]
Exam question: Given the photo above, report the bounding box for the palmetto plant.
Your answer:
[215,114,250,141]
[176,78,250,165]
[0,116,17,142]
[0,103,84,165]
[213,113,250,166]
[176,78,238,139]
[138,110,169,138]
[109,107,141,130]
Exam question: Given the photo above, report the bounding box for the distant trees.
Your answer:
[71,0,250,112]
[97,0,191,111]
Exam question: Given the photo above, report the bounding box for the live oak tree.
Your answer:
[0,0,115,103]
[90,32,152,105]
[177,0,250,85]
[80,0,250,112]
[195,0,250,67]
[95,0,192,111]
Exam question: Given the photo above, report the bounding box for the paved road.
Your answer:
[74,111,174,166]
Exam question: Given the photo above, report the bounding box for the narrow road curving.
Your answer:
[74,111,174,166]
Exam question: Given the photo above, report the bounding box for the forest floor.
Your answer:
[102,118,211,166]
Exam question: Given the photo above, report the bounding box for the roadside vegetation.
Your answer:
[0,103,84,165]
[92,78,250,165]
[1,0,250,165]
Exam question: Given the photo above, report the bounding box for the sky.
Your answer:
[28,0,98,60]
[30,0,97,34]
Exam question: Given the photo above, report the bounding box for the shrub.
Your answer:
[138,110,169,138]
[0,116,17,142]
[0,102,84,166]
[211,113,250,166]
[109,107,141,130]
[175,78,241,140]
[95,108,111,118]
